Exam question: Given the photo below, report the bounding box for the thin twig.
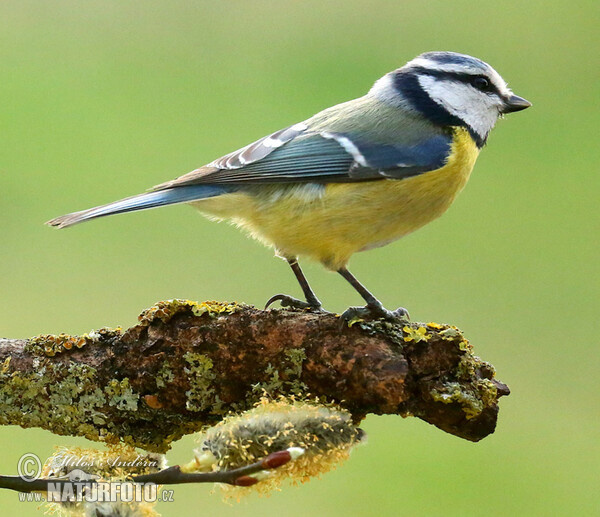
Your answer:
[0,450,295,493]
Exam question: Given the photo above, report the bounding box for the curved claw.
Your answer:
[264,294,323,312]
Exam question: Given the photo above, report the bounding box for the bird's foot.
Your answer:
[264,294,325,313]
[340,302,410,324]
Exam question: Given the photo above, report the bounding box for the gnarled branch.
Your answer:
[0,300,509,452]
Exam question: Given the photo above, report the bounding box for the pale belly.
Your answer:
[192,129,479,270]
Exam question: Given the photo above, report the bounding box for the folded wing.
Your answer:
[152,123,453,190]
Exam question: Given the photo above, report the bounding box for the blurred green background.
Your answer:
[1,1,598,515]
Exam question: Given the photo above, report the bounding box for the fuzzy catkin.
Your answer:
[193,397,365,496]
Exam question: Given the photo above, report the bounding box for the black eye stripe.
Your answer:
[471,77,490,90]
[410,66,502,97]
[393,69,486,148]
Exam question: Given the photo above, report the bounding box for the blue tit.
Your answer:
[48,51,531,321]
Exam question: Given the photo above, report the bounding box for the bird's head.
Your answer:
[370,51,531,147]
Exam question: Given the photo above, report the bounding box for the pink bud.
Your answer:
[233,475,260,487]
[261,450,292,469]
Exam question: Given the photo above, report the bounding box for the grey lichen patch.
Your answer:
[138,299,242,326]
[183,352,222,414]
[105,378,139,412]
[0,355,188,451]
[0,357,148,448]
[439,327,461,339]
[252,347,308,397]
[25,327,122,357]
[346,319,406,348]
[0,359,107,442]
[430,382,480,419]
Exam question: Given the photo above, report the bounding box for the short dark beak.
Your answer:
[501,94,532,114]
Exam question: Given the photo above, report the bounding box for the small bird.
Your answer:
[48,51,530,321]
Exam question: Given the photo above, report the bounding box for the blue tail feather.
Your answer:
[47,185,229,228]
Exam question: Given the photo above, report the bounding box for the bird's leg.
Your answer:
[265,258,325,312]
[337,266,409,322]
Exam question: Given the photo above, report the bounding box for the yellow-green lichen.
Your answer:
[138,299,242,326]
[431,325,472,351]
[426,322,444,330]
[456,354,493,380]
[346,316,365,327]
[155,360,175,388]
[184,352,221,413]
[403,326,430,343]
[430,378,498,420]
[105,378,139,412]
[474,378,499,409]
[252,348,308,397]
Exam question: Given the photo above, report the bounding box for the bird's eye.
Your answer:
[471,77,491,91]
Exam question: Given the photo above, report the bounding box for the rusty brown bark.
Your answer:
[0,300,509,452]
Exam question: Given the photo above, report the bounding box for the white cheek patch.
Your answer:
[418,75,500,140]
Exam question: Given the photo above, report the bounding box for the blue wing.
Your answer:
[152,125,453,190]
[48,103,455,228]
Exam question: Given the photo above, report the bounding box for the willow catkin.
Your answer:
[187,397,365,497]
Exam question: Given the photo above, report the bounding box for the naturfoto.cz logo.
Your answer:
[16,453,174,504]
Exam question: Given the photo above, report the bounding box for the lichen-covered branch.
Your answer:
[0,300,509,452]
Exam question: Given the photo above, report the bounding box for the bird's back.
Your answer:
[193,125,479,270]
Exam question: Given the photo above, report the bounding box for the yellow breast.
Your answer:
[192,127,479,270]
